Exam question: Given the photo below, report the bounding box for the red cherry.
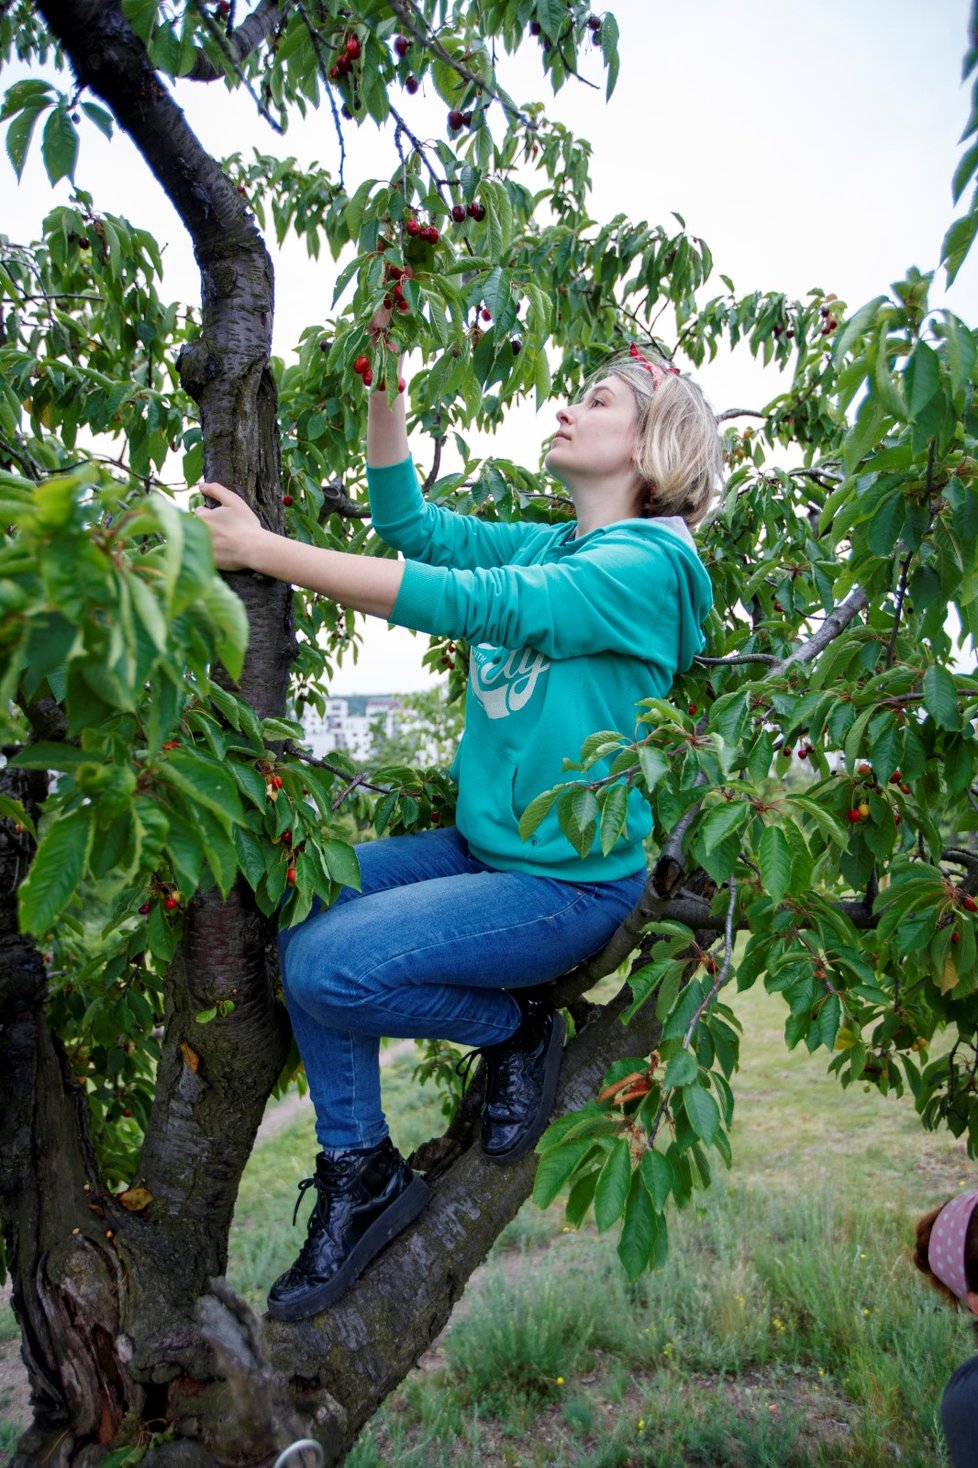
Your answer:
[336,52,350,76]
[797,748,808,760]
[782,746,793,757]
[963,895,978,913]
[345,35,361,59]
[282,494,293,506]
[588,14,602,31]
[889,770,902,784]
[847,809,862,824]
[451,204,466,223]
[448,109,465,129]
[397,377,406,392]
[511,337,522,355]
[353,354,370,375]
[394,34,409,57]
[405,74,419,94]
[467,201,486,221]
[362,367,374,385]
[688,703,698,716]
[271,774,284,790]
[857,763,873,776]
[282,830,293,845]
[329,64,340,80]
[162,740,180,750]
[952,931,961,944]
[530,19,541,34]
[899,782,911,795]
[286,865,297,885]
[396,298,409,313]
[138,902,151,915]
[406,217,420,235]
[165,896,179,910]
[480,308,491,322]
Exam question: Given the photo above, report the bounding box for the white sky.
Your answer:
[4,0,976,691]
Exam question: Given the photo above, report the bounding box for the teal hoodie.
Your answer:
[368,458,713,881]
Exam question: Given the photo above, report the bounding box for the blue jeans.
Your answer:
[277,826,645,1150]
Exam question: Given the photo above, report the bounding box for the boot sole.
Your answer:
[484,1009,566,1165]
[266,1174,431,1321]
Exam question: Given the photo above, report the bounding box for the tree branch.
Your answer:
[386,0,538,130]
[187,0,291,82]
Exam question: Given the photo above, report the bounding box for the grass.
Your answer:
[3,982,976,1464]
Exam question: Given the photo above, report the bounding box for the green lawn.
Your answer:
[3,983,975,1466]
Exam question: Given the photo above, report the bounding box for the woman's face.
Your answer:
[544,374,642,490]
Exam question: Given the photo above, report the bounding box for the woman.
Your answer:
[197,334,720,1321]
[914,1191,978,1467]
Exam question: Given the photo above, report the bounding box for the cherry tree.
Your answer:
[1,1,977,1463]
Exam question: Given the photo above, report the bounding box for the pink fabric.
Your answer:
[930,1191,978,1303]
[628,341,681,388]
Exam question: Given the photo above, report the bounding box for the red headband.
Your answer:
[629,341,681,388]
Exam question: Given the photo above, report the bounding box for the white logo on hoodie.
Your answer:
[469,644,550,720]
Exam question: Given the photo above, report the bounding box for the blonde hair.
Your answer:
[584,350,724,528]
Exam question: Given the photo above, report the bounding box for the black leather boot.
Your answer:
[479,993,566,1164]
[266,1138,430,1321]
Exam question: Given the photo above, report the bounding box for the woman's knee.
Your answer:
[278,912,376,1022]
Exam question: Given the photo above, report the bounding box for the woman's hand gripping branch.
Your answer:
[195,482,404,618]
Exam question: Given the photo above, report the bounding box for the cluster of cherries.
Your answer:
[405,217,440,244]
[352,354,406,394]
[844,763,912,827]
[328,33,361,81]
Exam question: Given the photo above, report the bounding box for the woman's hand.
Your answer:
[369,302,393,338]
[195,481,265,572]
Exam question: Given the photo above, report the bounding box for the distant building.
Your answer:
[300,696,400,760]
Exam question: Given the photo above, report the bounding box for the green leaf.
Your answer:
[903,342,941,425]
[953,137,978,202]
[683,1082,720,1144]
[80,101,114,139]
[41,105,78,186]
[10,742,90,772]
[832,295,888,365]
[617,1171,659,1280]
[758,823,792,903]
[598,784,629,856]
[699,800,749,854]
[19,806,93,935]
[323,838,360,890]
[639,1149,673,1210]
[637,745,669,790]
[155,749,244,830]
[942,312,978,405]
[519,786,559,841]
[0,794,36,839]
[593,1137,632,1233]
[5,102,49,181]
[923,664,961,730]
[663,1049,698,1087]
[942,207,978,288]
[532,1137,597,1209]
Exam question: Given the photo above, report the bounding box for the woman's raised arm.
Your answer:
[366,304,409,468]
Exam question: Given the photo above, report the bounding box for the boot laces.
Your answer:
[291,1175,319,1228]
[455,1047,485,1090]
